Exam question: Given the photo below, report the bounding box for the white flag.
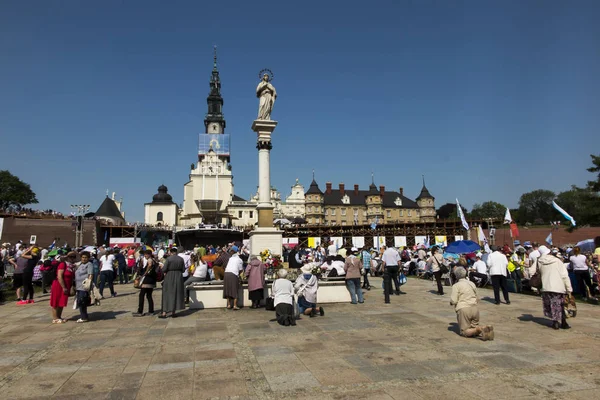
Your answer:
[504,208,512,224]
[477,225,486,244]
[456,199,469,231]
[552,201,576,226]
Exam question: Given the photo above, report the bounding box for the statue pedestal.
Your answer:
[249,227,283,257]
[249,119,282,256]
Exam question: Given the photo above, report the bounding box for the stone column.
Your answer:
[249,119,282,256]
[252,119,278,228]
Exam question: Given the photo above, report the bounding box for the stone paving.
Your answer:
[1,277,599,399]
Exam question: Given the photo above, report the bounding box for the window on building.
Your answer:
[238,211,243,218]
[156,212,163,221]
[325,209,329,215]
[331,209,336,216]
[315,218,320,223]
[341,208,346,216]
[363,210,367,216]
[387,210,391,218]
[400,210,404,216]
[341,221,346,226]
[408,210,411,216]
[250,211,254,218]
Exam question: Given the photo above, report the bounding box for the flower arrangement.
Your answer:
[260,249,282,268]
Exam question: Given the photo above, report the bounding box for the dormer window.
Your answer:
[394,197,403,206]
[341,194,350,204]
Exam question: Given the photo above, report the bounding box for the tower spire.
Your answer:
[205,47,225,133]
[422,174,425,187]
[371,171,375,185]
[213,45,217,70]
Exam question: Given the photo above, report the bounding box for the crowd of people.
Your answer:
[1,236,599,340]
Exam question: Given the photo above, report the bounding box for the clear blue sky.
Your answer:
[2,0,599,222]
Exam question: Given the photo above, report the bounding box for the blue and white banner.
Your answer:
[545,232,553,246]
[552,201,576,226]
[456,199,469,231]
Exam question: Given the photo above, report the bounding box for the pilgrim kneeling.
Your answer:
[450,267,494,341]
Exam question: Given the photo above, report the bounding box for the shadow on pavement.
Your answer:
[517,313,550,327]
[87,310,128,320]
[447,322,460,334]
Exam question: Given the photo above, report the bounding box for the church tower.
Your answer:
[179,48,234,226]
[416,176,436,222]
[204,46,226,134]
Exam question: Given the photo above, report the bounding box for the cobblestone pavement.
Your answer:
[1,277,599,399]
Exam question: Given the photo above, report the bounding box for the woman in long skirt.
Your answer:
[159,248,185,318]
[223,251,244,310]
[538,245,573,330]
[245,256,266,308]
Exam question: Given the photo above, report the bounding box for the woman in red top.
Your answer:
[49,251,77,324]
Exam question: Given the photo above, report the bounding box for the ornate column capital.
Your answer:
[256,141,273,150]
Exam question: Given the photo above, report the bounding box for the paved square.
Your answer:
[1,277,599,399]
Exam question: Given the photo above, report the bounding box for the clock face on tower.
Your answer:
[210,123,220,133]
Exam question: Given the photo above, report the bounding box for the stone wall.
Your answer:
[0,217,99,247]
[483,226,600,247]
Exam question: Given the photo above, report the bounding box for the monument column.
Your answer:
[248,70,283,256]
[253,120,278,227]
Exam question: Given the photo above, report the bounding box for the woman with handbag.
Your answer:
[133,250,157,317]
[74,251,94,323]
[49,251,77,324]
[538,246,573,330]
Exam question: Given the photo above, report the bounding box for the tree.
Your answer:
[0,170,38,211]
[555,186,600,227]
[470,201,506,220]
[587,154,600,192]
[517,189,555,224]
[436,202,468,220]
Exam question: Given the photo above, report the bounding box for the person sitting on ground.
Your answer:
[295,264,324,317]
[450,267,494,341]
[184,255,208,304]
[468,252,488,287]
[272,268,295,326]
[321,255,346,277]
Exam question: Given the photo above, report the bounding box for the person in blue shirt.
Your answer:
[361,247,372,290]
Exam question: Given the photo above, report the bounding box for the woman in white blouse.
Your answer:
[272,269,295,326]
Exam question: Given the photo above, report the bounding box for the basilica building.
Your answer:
[144,51,435,228]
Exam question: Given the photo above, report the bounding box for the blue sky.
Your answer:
[1,0,599,222]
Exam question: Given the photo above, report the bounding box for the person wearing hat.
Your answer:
[487,245,510,305]
[295,264,324,317]
[17,246,41,304]
[344,248,364,304]
[450,267,494,341]
[537,245,573,329]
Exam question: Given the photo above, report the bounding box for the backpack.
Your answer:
[155,265,164,282]
[42,260,60,285]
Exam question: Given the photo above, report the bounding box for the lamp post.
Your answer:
[70,204,90,247]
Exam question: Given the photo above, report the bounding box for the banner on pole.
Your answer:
[415,235,428,247]
[308,237,321,248]
[352,236,365,248]
[435,236,447,247]
[394,236,407,248]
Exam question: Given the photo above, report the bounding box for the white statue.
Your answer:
[256,73,277,120]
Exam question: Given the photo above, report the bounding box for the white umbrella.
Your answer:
[575,239,595,253]
[273,218,292,225]
[82,246,96,252]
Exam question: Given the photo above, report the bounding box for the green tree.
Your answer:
[436,202,468,220]
[470,201,506,221]
[0,170,38,211]
[587,154,600,192]
[517,189,555,224]
[555,186,600,226]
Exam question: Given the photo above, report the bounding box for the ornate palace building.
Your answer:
[304,178,435,226]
